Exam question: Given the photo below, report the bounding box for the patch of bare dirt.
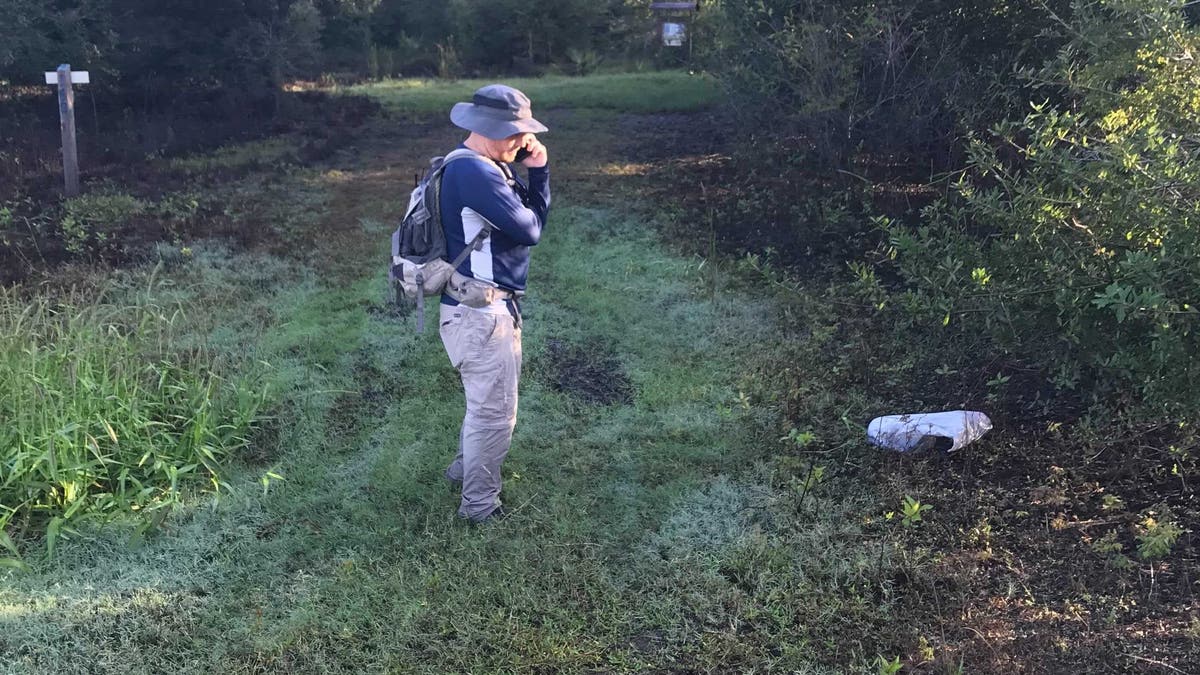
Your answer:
[541,337,633,406]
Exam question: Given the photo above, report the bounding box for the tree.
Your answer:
[883,0,1200,410]
[0,0,114,84]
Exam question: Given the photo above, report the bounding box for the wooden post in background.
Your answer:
[44,64,92,197]
[56,64,80,197]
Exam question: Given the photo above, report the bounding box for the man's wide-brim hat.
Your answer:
[451,84,549,139]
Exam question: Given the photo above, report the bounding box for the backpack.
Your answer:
[390,149,516,332]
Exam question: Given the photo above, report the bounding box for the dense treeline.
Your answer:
[703,0,1073,166]
[702,0,1200,417]
[0,0,656,96]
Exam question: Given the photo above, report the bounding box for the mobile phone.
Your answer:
[514,147,532,162]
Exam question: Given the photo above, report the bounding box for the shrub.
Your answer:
[703,0,1069,168]
[436,42,461,80]
[566,48,603,76]
[1137,512,1184,560]
[881,0,1200,412]
[59,192,146,255]
[704,0,860,165]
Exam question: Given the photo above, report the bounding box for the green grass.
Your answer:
[347,70,723,115]
[167,138,298,174]
[0,282,267,563]
[0,205,891,672]
[0,74,902,673]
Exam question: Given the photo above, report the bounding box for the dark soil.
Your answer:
[541,337,633,406]
[615,110,928,276]
[863,419,1200,673]
[242,416,282,466]
[635,109,1200,673]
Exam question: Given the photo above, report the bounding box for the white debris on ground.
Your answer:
[867,410,993,453]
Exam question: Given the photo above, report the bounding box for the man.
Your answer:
[438,84,550,523]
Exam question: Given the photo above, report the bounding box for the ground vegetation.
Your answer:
[0,1,1197,669]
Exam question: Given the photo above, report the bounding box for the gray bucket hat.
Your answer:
[450,84,549,139]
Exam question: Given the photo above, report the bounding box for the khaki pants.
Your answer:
[439,303,522,521]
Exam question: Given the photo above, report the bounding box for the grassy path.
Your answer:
[1,75,886,673]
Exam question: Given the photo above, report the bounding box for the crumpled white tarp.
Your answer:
[866,410,993,452]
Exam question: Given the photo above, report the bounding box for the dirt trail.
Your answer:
[311,140,423,284]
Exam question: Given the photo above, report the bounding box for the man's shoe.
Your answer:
[474,506,508,524]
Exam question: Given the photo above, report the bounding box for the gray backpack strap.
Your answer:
[440,148,509,271]
[415,267,426,332]
[443,148,483,165]
[450,226,490,270]
[418,149,513,321]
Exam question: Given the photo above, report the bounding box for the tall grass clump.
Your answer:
[0,284,268,562]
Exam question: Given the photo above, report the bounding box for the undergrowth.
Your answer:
[0,278,268,565]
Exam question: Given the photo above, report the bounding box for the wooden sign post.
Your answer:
[44,64,89,197]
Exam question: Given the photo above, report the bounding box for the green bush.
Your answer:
[882,0,1200,411]
[1137,512,1184,559]
[0,285,267,561]
[57,190,211,255]
[703,0,1069,167]
[59,192,146,255]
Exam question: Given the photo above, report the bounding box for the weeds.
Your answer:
[875,654,903,674]
[894,496,932,528]
[59,192,146,254]
[0,280,268,560]
[1137,513,1183,560]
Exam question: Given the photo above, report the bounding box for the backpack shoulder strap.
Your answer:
[434,149,522,272]
[439,149,514,184]
[442,148,484,165]
[429,148,515,230]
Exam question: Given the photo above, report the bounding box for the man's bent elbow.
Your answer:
[523,231,542,246]
[515,226,542,246]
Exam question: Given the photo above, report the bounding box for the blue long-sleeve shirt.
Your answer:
[440,148,551,308]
